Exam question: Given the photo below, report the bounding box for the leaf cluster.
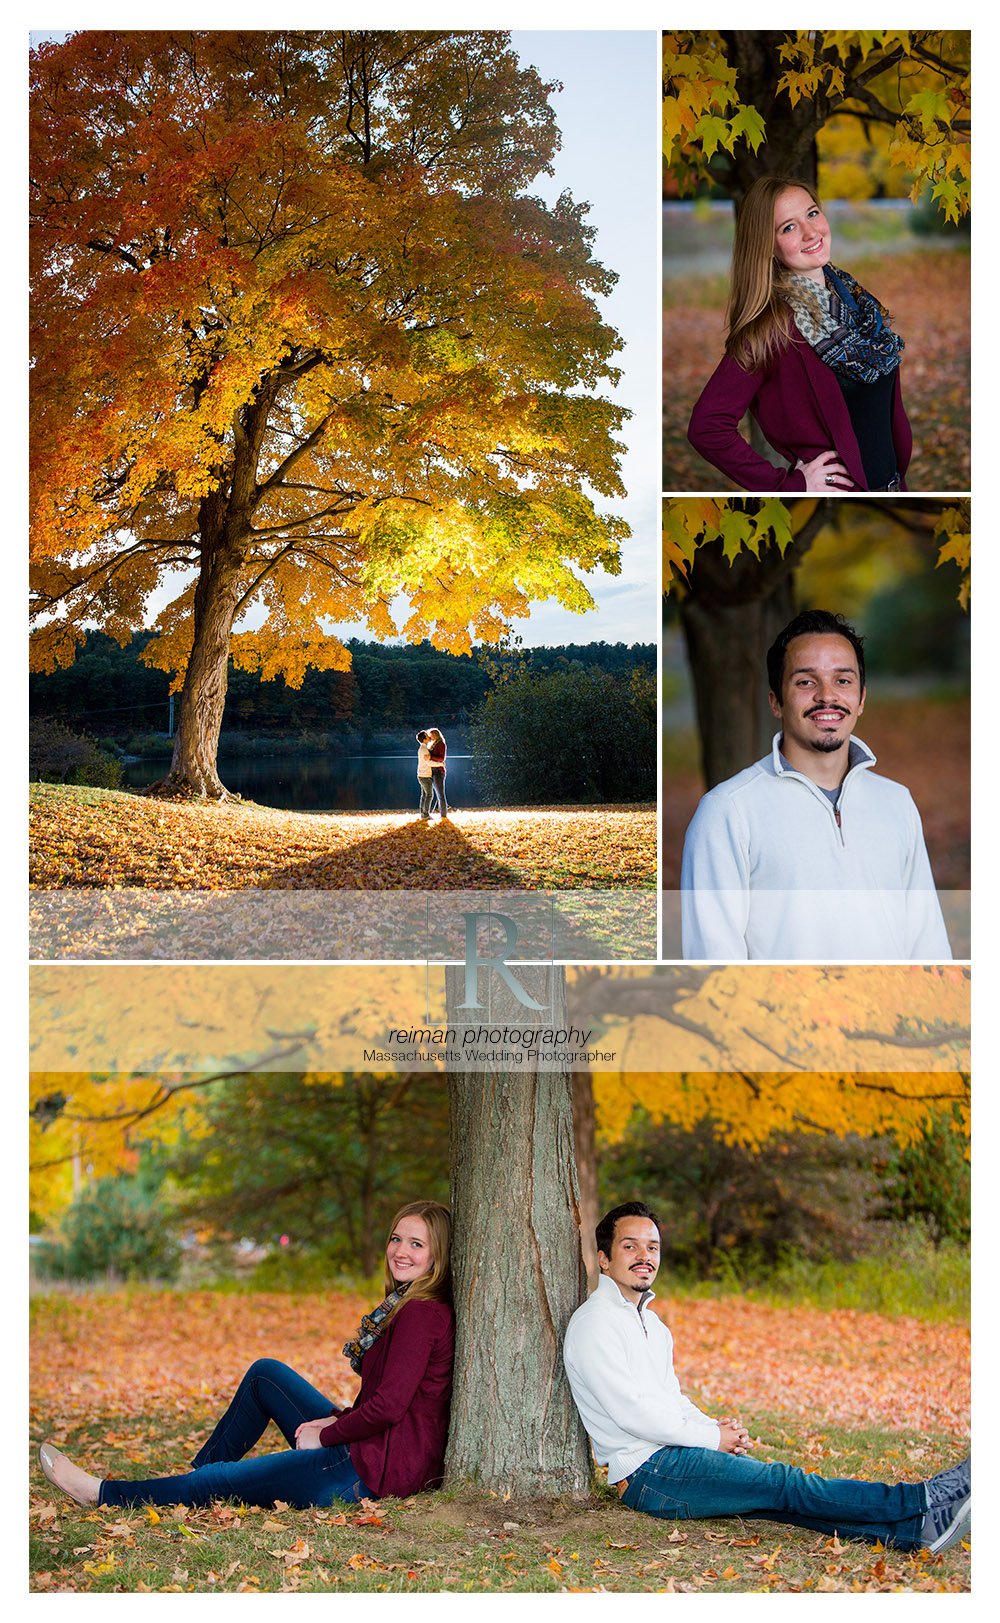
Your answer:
[30,31,628,685]
[663,31,970,222]
[662,497,970,608]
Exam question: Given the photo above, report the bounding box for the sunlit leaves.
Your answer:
[662,499,802,590]
[661,33,762,189]
[588,964,970,1151]
[29,31,629,698]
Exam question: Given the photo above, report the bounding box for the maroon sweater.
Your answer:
[319,1299,455,1498]
[687,336,911,492]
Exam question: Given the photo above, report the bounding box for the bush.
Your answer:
[246,1247,382,1296]
[874,1110,970,1245]
[599,1114,878,1279]
[469,666,656,804]
[35,1175,180,1284]
[30,718,123,788]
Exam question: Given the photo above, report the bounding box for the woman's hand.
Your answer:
[795,451,854,491]
[294,1418,334,1451]
[717,1418,753,1455]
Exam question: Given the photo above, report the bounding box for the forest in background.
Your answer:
[30,634,655,750]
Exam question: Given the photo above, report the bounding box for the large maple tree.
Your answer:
[30,31,627,797]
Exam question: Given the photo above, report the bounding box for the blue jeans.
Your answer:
[622,1445,927,1549]
[430,768,448,815]
[418,776,434,817]
[99,1358,370,1510]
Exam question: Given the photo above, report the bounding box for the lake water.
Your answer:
[123,751,487,812]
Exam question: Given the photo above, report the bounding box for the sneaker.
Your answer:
[921,1492,971,1554]
[925,1456,970,1509]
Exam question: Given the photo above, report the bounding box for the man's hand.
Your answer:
[294,1418,334,1451]
[717,1418,752,1455]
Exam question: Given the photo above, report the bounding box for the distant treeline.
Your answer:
[30,632,656,740]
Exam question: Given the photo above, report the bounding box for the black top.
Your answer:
[836,369,898,488]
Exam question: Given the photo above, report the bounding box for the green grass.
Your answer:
[674,1239,969,1325]
[752,1246,969,1322]
[29,1410,968,1594]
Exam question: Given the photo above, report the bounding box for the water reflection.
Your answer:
[123,751,486,813]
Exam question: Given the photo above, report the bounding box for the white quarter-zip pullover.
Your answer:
[680,734,952,960]
[563,1275,720,1483]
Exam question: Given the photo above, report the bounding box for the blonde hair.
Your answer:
[383,1199,453,1314]
[725,175,820,372]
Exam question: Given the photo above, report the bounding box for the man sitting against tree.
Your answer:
[679,608,952,960]
[562,1201,970,1553]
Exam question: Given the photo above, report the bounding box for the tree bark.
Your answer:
[723,31,821,200]
[678,539,798,787]
[156,568,242,798]
[678,495,838,788]
[149,390,274,800]
[444,964,591,1497]
[572,1072,599,1290]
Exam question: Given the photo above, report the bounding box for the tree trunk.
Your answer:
[679,539,799,787]
[357,1081,380,1278]
[151,539,243,798]
[148,401,269,800]
[723,31,821,200]
[444,964,591,1497]
[572,1072,599,1290]
[679,500,837,787]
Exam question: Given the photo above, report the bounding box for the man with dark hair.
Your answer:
[680,608,950,959]
[563,1205,970,1553]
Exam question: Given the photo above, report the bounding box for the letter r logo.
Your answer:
[458,912,546,1010]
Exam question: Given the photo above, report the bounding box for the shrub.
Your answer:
[873,1110,970,1245]
[35,1175,180,1284]
[469,666,655,804]
[30,718,123,788]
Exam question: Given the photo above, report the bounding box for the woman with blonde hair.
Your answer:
[39,1200,455,1510]
[687,176,910,492]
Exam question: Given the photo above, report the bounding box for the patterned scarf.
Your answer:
[779,263,904,383]
[343,1284,410,1374]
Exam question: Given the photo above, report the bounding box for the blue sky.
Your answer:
[503,30,660,646]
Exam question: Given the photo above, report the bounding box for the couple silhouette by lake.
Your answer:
[415,728,448,821]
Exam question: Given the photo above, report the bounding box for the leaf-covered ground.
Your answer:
[664,250,970,493]
[30,1290,970,1593]
[29,785,656,892]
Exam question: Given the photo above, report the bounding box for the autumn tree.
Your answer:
[169,1072,449,1274]
[662,496,969,786]
[30,31,627,798]
[662,31,970,217]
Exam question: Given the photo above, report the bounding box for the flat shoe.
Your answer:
[38,1442,99,1506]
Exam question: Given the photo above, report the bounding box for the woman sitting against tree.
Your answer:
[687,175,911,493]
[39,1200,455,1511]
